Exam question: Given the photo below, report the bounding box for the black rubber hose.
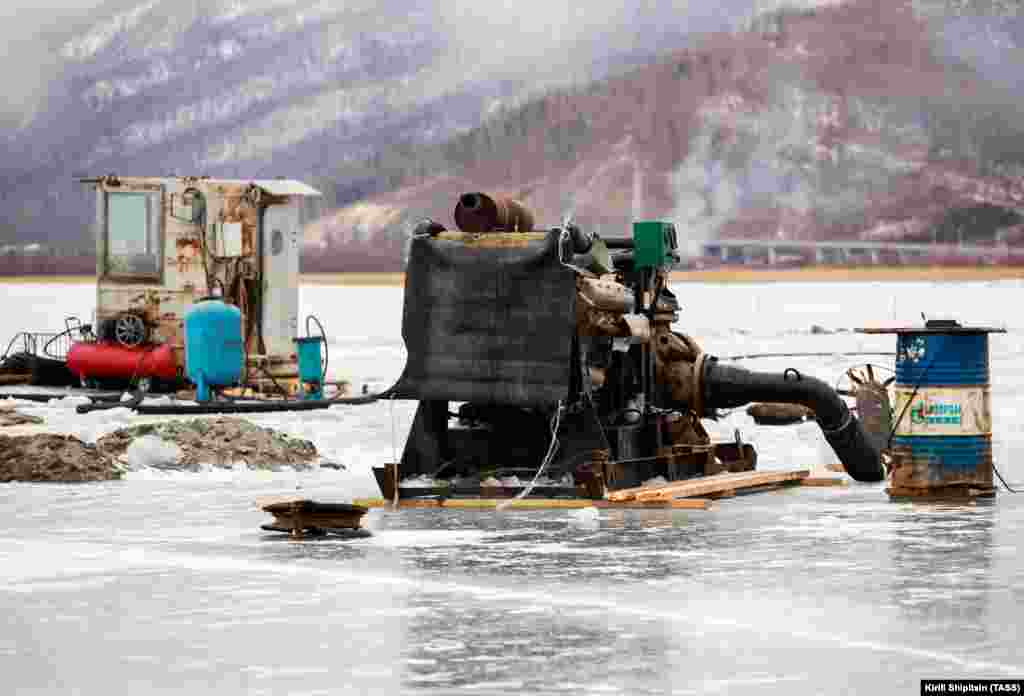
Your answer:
[76,389,145,414]
[602,237,635,249]
[0,392,68,404]
[133,393,384,415]
[0,390,119,403]
[701,357,884,482]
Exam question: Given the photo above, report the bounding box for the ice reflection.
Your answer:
[399,592,678,694]
[889,502,997,660]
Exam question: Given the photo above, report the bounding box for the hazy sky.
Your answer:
[0,1,108,123]
[0,1,103,24]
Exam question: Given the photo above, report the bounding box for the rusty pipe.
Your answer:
[453,192,535,233]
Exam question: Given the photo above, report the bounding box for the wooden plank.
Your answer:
[607,470,757,501]
[399,499,442,508]
[441,499,595,510]
[356,497,716,510]
[610,470,810,502]
[594,499,714,510]
[639,469,808,500]
[637,471,808,501]
[670,499,714,510]
[625,473,747,502]
[801,477,848,487]
[355,498,597,510]
[0,374,31,385]
[731,483,785,496]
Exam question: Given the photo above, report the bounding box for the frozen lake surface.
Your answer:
[2,280,1023,694]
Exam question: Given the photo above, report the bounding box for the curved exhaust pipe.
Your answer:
[701,357,885,482]
[453,192,535,233]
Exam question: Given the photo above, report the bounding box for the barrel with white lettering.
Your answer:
[860,321,1004,498]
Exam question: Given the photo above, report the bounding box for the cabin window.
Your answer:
[105,191,161,279]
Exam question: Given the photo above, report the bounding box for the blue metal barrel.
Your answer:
[864,321,1005,498]
[895,332,989,386]
[184,298,243,401]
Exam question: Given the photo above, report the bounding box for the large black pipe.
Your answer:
[701,357,885,482]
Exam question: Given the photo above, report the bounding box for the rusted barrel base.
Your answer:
[886,484,996,501]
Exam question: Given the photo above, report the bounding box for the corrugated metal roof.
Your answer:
[78,176,322,197]
[247,180,322,197]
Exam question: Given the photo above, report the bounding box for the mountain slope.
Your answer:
[309,0,1024,268]
[2,0,764,248]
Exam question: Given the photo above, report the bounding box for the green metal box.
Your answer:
[632,221,679,269]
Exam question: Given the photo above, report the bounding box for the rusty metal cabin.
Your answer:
[83,175,321,389]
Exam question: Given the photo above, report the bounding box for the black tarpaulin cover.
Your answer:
[390,231,576,406]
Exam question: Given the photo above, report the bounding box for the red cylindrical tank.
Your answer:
[67,342,179,381]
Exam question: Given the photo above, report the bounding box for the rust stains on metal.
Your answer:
[886,442,995,498]
[220,193,259,257]
[174,237,202,272]
[453,192,535,233]
[241,223,255,257]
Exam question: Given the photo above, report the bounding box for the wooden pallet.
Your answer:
[352,470,843,512]
[607,469,810,503]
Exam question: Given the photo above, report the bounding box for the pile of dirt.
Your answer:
[0,434,120,482]
[0,404,43,428]
[95,417,319,471]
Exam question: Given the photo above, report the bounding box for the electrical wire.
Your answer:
[992,462,1019,493]
[722,351,895,361]
[886,353,937,450]
[306,315,329,387]
[497,401,564,510]
[585,390,612,453]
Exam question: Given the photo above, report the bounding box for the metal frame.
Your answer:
[100,185,165,285]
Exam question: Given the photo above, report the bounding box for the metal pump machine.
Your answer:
[294,316,328,400]
[373,192,885,502]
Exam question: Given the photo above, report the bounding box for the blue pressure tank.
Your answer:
[184,298,243,402]
[861,319,1004,499]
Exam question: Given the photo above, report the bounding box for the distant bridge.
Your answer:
[695,238,1019,265]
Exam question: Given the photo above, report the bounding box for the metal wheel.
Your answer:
[114,313,147,347]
